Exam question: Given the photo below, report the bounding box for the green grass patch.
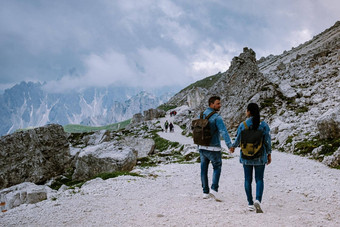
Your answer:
[50,170,142,190]
[260,98,275,108]
[95,171,142,180]
[177,73,223,94]
[295,106,309,114]
[286,136,294,144]
[157,104,177,112]
[63,119,131,133]
[294,136,340,156]
[50,176,84,190]
[222,152,233,160]
[137,157,158,168]
[152,132,180,152]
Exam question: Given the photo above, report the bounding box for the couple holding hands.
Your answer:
[197,96,271,213]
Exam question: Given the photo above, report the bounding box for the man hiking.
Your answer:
[164,120,169,133]
[197,96,233,202]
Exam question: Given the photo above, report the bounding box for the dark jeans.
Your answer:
[199,149,222,194]
[243,164,265,205]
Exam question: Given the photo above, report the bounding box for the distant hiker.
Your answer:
[230,103,272,213]
[164,120,169,133]
[169,122,174,132]
[197,96,233,202]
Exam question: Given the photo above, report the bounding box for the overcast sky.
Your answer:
[0,0,339,93]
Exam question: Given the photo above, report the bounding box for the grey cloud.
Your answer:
[1,0,339,92]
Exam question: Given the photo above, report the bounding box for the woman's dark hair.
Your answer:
[247,103,260,130]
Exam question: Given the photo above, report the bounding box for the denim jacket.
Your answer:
[232,117,272,165]
[199,107,233,149]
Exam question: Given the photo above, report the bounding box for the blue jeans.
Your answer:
[199,149,222,193]
[243,164,265,205]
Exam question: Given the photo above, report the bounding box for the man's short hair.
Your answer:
[208,96,221,105]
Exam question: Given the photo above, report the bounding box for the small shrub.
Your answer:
[295,106,309,114]
[95,171,142,180]
[294,137,340,156]
[157,104,177,112]
[260,98,275,108]
[152,133,180,152]
[286,136,294,144]
[137,157,158,168]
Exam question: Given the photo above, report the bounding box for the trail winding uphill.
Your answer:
[1,116,340,226]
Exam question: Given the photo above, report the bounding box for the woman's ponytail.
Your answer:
[247,103,260,130]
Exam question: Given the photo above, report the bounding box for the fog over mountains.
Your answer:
[0,82,173,136]
[1,21,339,139]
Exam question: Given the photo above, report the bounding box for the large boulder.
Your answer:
[317,108,340,139]
[143,108,166,121]
[0,182,53,211]
[72,142,138,181]
[123,136,155,158]
[0,124,71,189]
[130,113,144,125]
[129,108,165,128]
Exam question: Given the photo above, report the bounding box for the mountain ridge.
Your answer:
[165,21,340,162]
[0,82,173,136]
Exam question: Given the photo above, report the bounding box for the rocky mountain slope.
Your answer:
[165,21,340,164]
[0,20,339,216]
[0,82,173,136]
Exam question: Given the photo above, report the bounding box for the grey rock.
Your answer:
[129,108,165,128]
[122,136,155,158]
[0,182,52,211]
[143,108,166,121]
[0,124,71,189]
[72,143,137,181]
[317,108,340,139]
[131,113,144,125]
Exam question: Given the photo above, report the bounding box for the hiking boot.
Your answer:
[248,205,255,211]
[210,190,223,202]
[203,193,210,199]
[254,200,263,213]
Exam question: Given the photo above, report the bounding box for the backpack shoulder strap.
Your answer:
[242,121,249,130]
[206,111,217,120]
[200,112,204,119]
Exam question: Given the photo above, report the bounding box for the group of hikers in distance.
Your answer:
[191,96,271,213]
[164,120,174,133]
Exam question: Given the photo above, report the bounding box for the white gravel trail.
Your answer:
[1,116,340,226]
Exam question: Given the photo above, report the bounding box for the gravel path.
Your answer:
[1,116,340,226]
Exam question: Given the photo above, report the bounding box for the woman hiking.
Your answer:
[230,103,272,213]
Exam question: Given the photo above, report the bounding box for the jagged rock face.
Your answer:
[193,47,270,128]
[0,124,71,189]
[167,22,340,153]
[167,87,208,109]
[256,21,340,148]
[186,87,208,109]
[218,48,270,127]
